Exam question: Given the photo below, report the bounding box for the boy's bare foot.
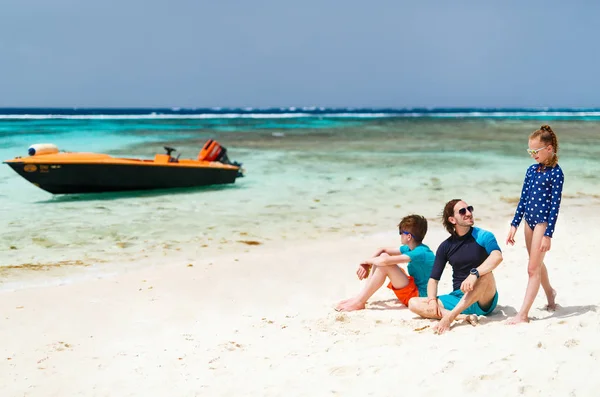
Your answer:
[335,298,366,312]
[506,315,530,325]
[335,298,352,308]
[545,289,557,311]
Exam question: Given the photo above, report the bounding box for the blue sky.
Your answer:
[1,1,599,108]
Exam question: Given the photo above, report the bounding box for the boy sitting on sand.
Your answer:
[335,214,434,311]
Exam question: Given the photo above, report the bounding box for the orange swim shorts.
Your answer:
[387,268,419,306]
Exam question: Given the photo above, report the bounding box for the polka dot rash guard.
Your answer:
[510,163,565,238]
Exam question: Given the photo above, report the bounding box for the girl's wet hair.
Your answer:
[530,124,559,167]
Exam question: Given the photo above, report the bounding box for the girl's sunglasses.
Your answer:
[457,205,474,216]
[526,146,548,156]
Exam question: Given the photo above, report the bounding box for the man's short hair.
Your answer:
[398,214,428,243]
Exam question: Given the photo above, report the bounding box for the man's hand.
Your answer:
[460,274,478,293]
[540,236,552,252]
[506,225,517,245]
[356,263,371,280]
[433,316,452,335]
[428,298,442,318]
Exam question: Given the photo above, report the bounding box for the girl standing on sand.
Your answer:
[506,124,564,324]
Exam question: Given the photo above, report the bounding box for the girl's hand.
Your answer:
[540,236,552,252]
[506,226,517,245]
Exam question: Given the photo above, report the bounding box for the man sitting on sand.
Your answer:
[408,199,503,334]
[335,214,435,312]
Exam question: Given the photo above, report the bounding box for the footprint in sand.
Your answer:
[564,339,579,348]
[334,313,348,323]
[220,341,244,352]
[49,341,73,352]
[329,365,356,376]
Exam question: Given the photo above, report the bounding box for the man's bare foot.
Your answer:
[335,298,366,312]
[465,314,479,326]
[506,315,530,325]
[454,314,478,326]
[544,289,557,311]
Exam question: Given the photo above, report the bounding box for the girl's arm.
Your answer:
[544,168,565,238]
[511,166,532,228]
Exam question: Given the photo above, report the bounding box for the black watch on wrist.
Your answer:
[470,268,480,278]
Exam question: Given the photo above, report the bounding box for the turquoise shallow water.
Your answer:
[1,116,599,287]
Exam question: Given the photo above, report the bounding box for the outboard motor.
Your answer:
[198,139,229,162]
[198,139,243,176]
[28,143,59,156]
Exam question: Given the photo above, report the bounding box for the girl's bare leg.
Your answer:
[522,224,557,310]
[541,264,557,310]
[507,223,548,324]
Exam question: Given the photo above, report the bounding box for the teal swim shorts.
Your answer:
[437,289,498,316]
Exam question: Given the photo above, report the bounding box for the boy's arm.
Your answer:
[366,254,410,267]
[371,247,401,257]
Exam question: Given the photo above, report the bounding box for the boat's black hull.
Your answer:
[5,163,240,194]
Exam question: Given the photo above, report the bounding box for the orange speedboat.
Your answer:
[3,140,244,194]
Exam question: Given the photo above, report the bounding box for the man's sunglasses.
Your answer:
[457,205,474,216]
[526,146,548,156]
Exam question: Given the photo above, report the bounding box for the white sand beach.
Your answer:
[1,196,600,396]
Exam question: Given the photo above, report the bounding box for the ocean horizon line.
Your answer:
[3,106,600,120]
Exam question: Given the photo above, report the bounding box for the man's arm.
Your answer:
[477,250,503,275]
[427,278,440,299]
[426,278,442,317]
[461,250,503,292]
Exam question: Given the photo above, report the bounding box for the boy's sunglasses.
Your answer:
[399,230,413,237]
[526,146,548,156]
[457,205,474,216]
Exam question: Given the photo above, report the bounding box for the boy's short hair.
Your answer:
[398,214,428,243]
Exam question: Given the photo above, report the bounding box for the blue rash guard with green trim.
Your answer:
[430,227,501,291]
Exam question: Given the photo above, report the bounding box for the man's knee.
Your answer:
[408,298,427,315]
[407,297,418,312]
[473,273,497,304]
[409,298,439,318]
[475,273,494,290]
